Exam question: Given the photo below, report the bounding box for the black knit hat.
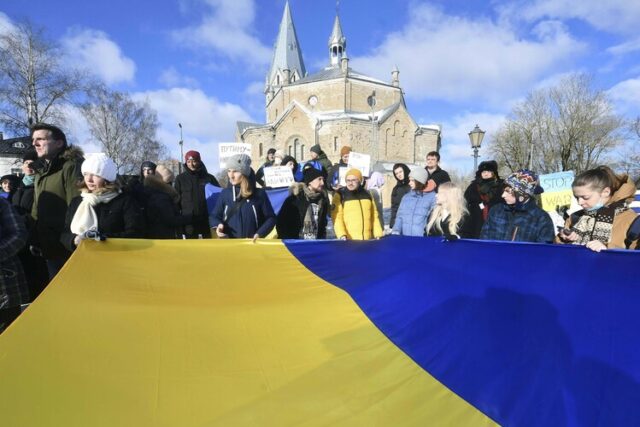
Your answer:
[303,165,323,184]
[22,148,38,162]
[310,144,322,155]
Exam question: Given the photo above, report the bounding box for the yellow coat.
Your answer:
[331,188,384,240]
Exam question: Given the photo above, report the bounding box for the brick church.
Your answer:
[236,1,440,168]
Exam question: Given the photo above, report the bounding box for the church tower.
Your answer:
[328,15,346,67]
[265,1,306,102]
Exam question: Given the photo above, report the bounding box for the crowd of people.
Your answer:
[1,122,638,332]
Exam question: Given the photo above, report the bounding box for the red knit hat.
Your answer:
[185,150,201,162]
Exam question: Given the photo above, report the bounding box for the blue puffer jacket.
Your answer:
[480,200,554,243]
[392,190,436,237]
[209,184,276,238]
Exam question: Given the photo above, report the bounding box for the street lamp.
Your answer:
[468,124,485,171]
[178,123,184,174]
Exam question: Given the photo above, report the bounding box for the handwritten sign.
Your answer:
[263,166,295,188]
[347,152,370,178]
[539,171,575,212]
[338,167,348,186]
[218,143,252,169]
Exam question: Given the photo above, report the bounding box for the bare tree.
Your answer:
[0,21,85,135]
[613,117,640,182]
[489,74,626,174]
[81,86,165,175]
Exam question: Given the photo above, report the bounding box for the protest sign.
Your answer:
[263,166,295,188]
[218,143,252,169]
[539,171,575,212]
[347,152,371,178]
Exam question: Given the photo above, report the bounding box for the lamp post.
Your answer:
[178,123,184,174]
[468,124,485,171]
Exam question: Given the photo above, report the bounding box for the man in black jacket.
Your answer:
[424,151,451,192]
[174,150,219,238]
[276,166,329,239]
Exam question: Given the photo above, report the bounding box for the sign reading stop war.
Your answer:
[347,152,371,178]
[539,171,575,212]
[219,143,252,169]
[263,166,295,188]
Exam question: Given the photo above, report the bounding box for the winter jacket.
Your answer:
[480,199,554,243]
[390,163,411,228]
[314,151,333,176]
[556,179,639,249]
[0,197,28,309]
[392,190,436,237]
[143,175,192,239]
[276,183,329,239]
[209,184,276,238]
[426,212,474,239]
[425,166,451,189]
[32,146,84,259]
[331,187,383,240]
[174,164,219,238]
[328,160,349,189]
[464,177,505,238]
[61,192,146,252]
[255,160,274,188]
[12,183,34,217]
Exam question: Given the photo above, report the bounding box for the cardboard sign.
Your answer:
[539,171,575,212]
[347,152,370,178]
[219,143,252,169]
[263,166,295,188]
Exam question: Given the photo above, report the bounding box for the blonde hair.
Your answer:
[426,182,468,236]
[238,174,253,199]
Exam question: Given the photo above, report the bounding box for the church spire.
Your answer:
[328,14,346,67]
[266,1,306,92]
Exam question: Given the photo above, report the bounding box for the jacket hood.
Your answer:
[609,178,637,205]
[392,163,411,185]
[144,173,179,203]
[289,182,305,197]
[61,145,85,162]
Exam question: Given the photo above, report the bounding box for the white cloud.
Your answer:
[607,77,640,115]
[158,67,199,88]
[352,4,585,107]
[132,88,253,171]
[607,37,640,56]
[0,12,17,36]
[512,0,640,36]
[172,0,271,69]
[61,28,136,85]
[438,112,508,174]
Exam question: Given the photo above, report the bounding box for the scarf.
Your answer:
[300,187,325,239]
[477,179,499,220]
[70,190,120,235]
[572,200,628,245]
[22,174,35,186]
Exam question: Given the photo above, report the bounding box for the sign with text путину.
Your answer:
[218,143,252,170]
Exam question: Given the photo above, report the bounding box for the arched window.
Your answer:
[276,75,280,85]
[300,145,305,161]
[288,145,292,156]
[393,120,400,136]
[334,137,338,152]
[259,143,263,157]
[294,138,299,160]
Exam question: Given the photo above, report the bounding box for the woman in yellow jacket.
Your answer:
[556,166,638,251]
[331,168,384,240]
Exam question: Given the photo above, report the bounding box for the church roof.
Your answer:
[268,1,306,86]
[0,135,30,157]
[292,66,387,86]
[328,15,346,47]
[236,121,264,134]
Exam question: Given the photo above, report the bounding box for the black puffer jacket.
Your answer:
[464,177,504,238]
[174,164,219,238]
[61,192,146,252]
[390,163,411,228]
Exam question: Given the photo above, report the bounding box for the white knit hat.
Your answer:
[81,153,118,182]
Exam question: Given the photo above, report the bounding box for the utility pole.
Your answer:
[178,123,184,174]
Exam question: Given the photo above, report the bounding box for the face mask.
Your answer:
[585,202,604,212]
[23,175,35,186]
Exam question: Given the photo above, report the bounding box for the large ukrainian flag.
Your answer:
[0,237,638,426]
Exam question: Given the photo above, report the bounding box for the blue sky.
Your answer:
[2,0,639,173]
